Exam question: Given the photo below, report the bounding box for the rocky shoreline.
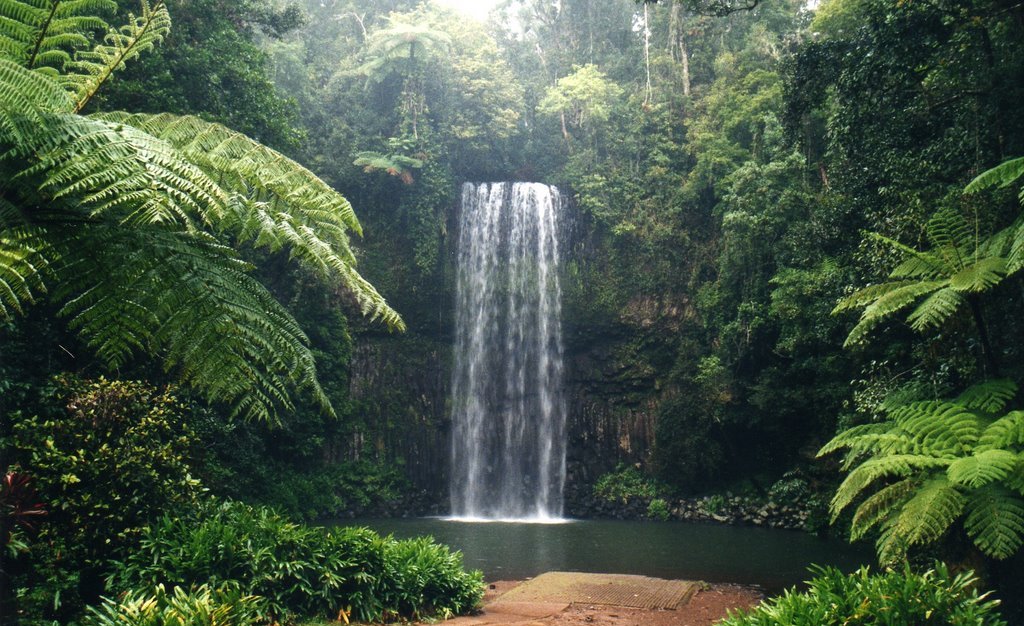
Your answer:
[330,490,822,533]
[565,492,821,531]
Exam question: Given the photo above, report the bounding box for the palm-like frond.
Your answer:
[54,226,329,421]
[878,477,964,563]
[62,0,170,111]
[947,450,1019,488]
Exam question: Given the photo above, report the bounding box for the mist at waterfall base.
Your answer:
[449,182,567,521]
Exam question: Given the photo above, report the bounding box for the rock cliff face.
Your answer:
[341,195,690,510]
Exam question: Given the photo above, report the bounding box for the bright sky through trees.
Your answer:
[434,0,498,21]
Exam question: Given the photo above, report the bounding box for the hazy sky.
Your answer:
[433,0,500,21]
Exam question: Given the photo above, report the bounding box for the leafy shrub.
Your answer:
[717,563,1006,626]
[83,584,264,626]
[647,498,670,520]
[4,376,203,622]
[110,500,483,623]
[594,464,664,503]
[703,494,726,515]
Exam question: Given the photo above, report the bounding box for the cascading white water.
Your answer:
[450,182,567,520]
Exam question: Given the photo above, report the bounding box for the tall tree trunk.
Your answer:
[668,1,691,97]
[643,4,653,105]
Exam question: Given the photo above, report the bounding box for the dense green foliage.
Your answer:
[3,377,203,622]
[110,501,483,623]
[718,563,1006,625]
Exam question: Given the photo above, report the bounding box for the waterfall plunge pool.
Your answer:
[334,517,873,593]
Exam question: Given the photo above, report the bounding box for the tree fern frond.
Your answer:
[965,156,1024,197]
[0,0,115,69]
[964,485,1024,559]
[0,224,51,317]
[947,450,1019,488]
[93,112,405,331]
[831,455,951,520]
[978,411,1024,450]
[883,477,965,560]
[925,208,975,260]
[2,111,225,229]
[0,57,72,126]
[894,401,981,453]
[906,287,964,331]
[62,0,169,111]
[833,280,912,314]
[818,423,892,457]
[866,231,954,274]
[53,226,331,422]
[850,478,916,541]
[842,280,945,346]
[956,380,1018,414]
[890,253,947,280]
[948,256,1008,293]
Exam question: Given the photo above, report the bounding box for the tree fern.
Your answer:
[0,0,403,421]
[835,209,1010,372]
[821,381,1024,562]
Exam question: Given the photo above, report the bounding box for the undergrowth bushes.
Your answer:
[109,501,483,623]
[718,563,1006,625]
[84,585,264,626]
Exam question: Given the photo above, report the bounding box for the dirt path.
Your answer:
[436,577,763,626]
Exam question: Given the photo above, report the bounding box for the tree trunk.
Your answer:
[968,295,1000,376]
[668,1,691,97]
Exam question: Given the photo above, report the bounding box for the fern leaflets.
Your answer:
[821,381,1024,562]
[0,0,402,421]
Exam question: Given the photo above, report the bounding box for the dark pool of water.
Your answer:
[334,517,872,592]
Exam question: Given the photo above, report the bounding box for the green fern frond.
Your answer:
[965,156,1024,198]
[2,111,225,228]
[893,401,981,453]
[948,256,1008,293]
[957,380,1018,414]
[925,208,975,261]
[0,224,51,317]
[818,423,892,457]
[842,280,945,346]
[94,112,405,331]
[833,281,911,314]
[62,0,170,111]
[0,0,115,69]
[850,478,916,541]
[0,57,73,133]
[866,231,954,274]
[947,450,1019,488]
[978,411,1024,450]
[881,477,965,561]
[831,455,951,520]
[890,253,947,280]
[905,287,963,331]
[53,226,330,422]
[964,485,1024,559]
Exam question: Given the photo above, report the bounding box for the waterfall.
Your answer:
[450,182,567,520]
